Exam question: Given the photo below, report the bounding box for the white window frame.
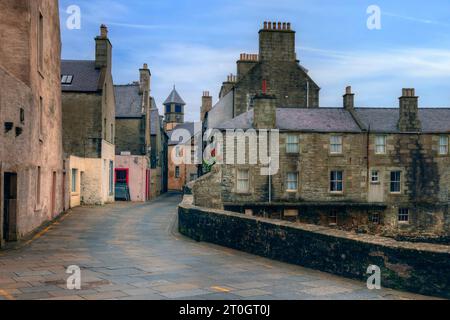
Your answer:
[330,135,343,154]
[237,169,250,193]
[370,212,380,224]
[61,75,74,85]
[398,208,409,224]
[286,172,298,192]
[371,170,380,184]
[439,136,449,155]
[329,210,338,225]
[375,135,387,155]
[286,135,299,154]
[390,171,402,194]
[330,170,343,193]
[71,168,78,193]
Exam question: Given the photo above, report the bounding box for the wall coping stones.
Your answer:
[180,195,450,255]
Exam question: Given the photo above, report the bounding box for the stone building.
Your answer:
[194,22,450,242]
[114,64,167,201]
[195,87,450,241]
[61,25,116,207]
[168,122,202,191]
[164,86,186,131]
[115,64,151,202]
[208,21,320,129]
[149,99,169,197]
[164,88,202,191]
[0,0,66,245]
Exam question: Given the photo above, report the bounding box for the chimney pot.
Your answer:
[346,86,352,94]
[278,22,282,30]
[272,22,276,29]
[100,24,108,37]
[264,21,268,29]
[283,22,287,30]
[287,22,291,30]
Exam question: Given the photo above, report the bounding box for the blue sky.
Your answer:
[59,0,450,121]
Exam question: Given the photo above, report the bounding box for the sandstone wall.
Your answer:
[179,199,450,298]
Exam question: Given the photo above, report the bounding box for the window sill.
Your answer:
[390,192,402,195]
[370,182,381,185]
[329,192,344,195]
[286,190,298,193]
[235,192,252,195]
[329,153,343,157]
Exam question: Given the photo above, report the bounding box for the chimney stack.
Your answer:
[259,21,296,62]
[139,63,151,94]
[237,53,259,79]
[253,81,277,129]
[200,91,213,122]
[95,24,112,70]
[398,88,421,132]
[343,86,354,110]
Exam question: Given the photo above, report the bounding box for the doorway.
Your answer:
[3,172,17,242]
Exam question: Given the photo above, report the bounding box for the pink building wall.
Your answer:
[115,155,149,202]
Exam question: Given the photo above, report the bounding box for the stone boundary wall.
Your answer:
[178,197,450,299]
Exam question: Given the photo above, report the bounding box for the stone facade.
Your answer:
[209,21,320,128]
[195,87,450,242]
[179,197,450,298]
[61,25,116,206]
[0,0,65,245]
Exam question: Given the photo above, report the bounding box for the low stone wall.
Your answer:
[179,198,450,299]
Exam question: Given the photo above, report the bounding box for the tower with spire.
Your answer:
[163,86,186,131]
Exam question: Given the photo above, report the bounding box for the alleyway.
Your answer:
[0,193,433,300]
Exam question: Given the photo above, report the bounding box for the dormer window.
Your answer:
[61,75,73,85]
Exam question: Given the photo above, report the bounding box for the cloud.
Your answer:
[298,46,450,107]
[383,12,450,28]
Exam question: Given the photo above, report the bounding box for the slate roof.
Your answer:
[355,108,450,133]
[217,108,362,132]
[215,107,450,133]
[150,106,161,135]
[61,60,101,92]
[164,87,186,105]
[168,122,202,145]
[114,84,143,118]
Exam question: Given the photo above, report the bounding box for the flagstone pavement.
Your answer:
[0,193,437,300]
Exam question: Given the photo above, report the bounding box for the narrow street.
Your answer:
[0,193,433,300]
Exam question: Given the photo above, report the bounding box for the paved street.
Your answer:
[0,193,433,300]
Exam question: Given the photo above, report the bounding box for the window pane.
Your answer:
[390,171,401,192]
[375,136,386,154]
[237,170,249,192]
[287,173,298,191]
[286,135,299,153]
[330,136,342,154]
[330,171,343,192]
[439,136,448,155]
[398,209,409,222]
[71,169,77,192]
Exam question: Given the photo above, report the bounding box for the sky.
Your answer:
[59,0,450,121]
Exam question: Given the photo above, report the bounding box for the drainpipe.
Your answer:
[366,125,371,199]
[268,156,272,204]
[306,80,310,108]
